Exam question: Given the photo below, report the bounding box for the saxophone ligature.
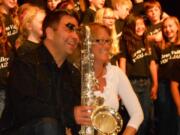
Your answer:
[79,25,123,135]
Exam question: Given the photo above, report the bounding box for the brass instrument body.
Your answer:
[91,106,123,135]
[80,25,96,135]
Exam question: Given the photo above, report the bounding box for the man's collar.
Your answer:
[36,45,56,64]
[37,45,69,70]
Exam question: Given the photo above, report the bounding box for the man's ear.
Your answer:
[46,27,54,40]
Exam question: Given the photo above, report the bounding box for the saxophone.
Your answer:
[79,25,123,135]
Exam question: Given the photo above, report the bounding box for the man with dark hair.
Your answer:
[3,9,85,135]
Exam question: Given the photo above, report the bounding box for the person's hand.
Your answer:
[150,84,158,100]
[161,12,169,21]
[122,126,137,135]
[154,31,163,43]
[147,31,163,43]
[74,106,93,125]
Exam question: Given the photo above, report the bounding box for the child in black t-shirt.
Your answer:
[144,1,168,44]
[16,4,46,56]
[156,16,180,135]
[0,14,13,118]
[111,0,133,35]
[119,13,158,135]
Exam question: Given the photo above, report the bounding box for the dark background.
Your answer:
[17,0,180,20]
[158,0,180,19]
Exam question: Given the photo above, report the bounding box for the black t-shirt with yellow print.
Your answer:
[158,44,180,80]
[0,44,13,90]
[3,14,18,48]
[120,38,157,78]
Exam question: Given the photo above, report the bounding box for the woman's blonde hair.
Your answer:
[111,0,132,11]
[94,8,105,24]
[16,3,45,48]
[95,7,120,56]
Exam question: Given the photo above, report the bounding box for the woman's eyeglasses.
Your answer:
[103,16,115,20]
[91,39,113,45]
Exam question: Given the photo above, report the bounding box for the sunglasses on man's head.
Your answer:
[66,23,75,31]
[65,23,81,33]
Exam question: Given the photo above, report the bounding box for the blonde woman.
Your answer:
[16,3,46,56]
[75,23,143,135]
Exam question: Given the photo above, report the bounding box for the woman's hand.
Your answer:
[122,126,137,135]
[74,106,93,125]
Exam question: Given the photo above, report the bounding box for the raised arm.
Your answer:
[117,69,144,135]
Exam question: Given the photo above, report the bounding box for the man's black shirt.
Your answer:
[6,45,81,134]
